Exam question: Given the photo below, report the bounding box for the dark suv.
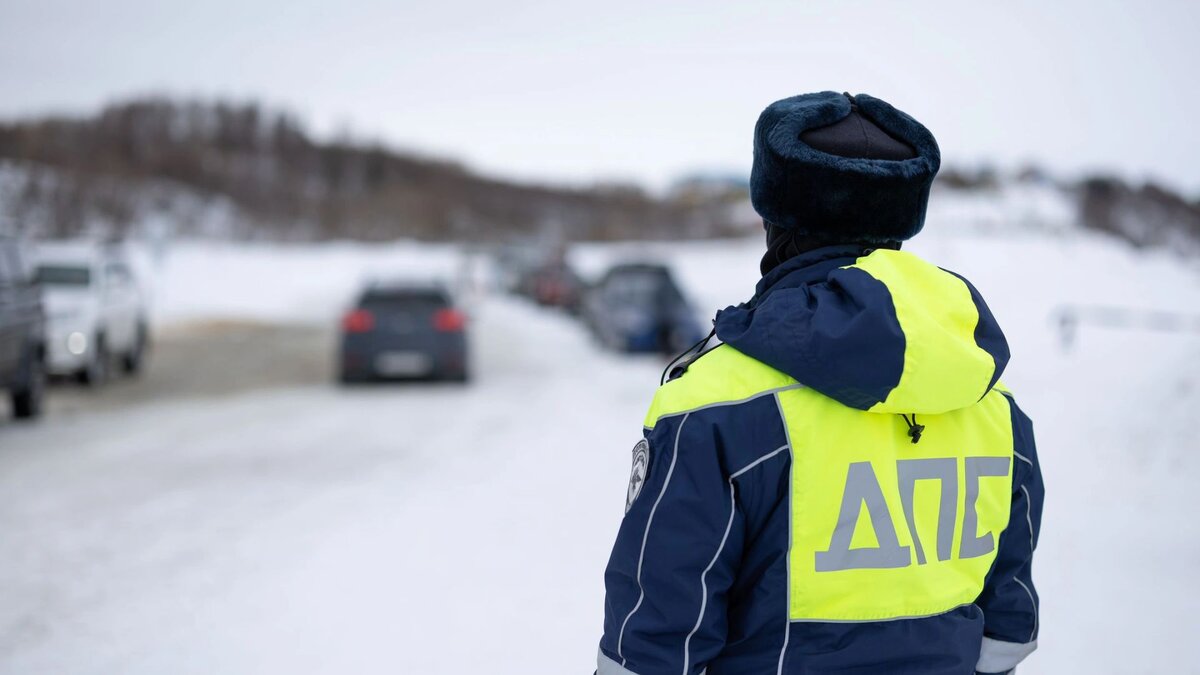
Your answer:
[338,282,469,383]
[0,236,46,419]
[582,262,704,354]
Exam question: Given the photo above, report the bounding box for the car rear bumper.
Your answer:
[339,333,468,380]
[616,320,704,354]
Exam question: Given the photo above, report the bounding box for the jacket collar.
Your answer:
[750,244,874,305]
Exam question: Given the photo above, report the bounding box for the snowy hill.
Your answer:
[2,98,1198,253]
[0,98,745,241]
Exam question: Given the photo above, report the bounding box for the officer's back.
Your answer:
[598,92,1043,675]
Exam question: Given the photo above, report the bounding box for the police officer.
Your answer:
[598,92,1043,675]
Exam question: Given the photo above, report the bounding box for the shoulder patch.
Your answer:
[626,439,650,513]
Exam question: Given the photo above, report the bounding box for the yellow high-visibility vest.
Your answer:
[643,249,1016,622]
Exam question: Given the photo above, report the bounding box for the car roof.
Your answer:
[360,279,451,297]
[34,241,124,266]
[364,276,447,290]
[606,262,672,275]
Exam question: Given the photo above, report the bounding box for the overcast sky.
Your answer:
[1,0,1197,193]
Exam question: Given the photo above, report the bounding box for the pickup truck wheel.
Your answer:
[78,335,109,387]
[121,323,148,375]
[11,354,45,420]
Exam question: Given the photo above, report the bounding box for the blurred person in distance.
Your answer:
[598,92,1043,675]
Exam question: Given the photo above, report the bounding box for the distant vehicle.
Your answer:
[522,261,585,311]
[338,282,469,383]
[35,243,148,386]
[582,262,705,354]
[0,236,46,419]
[493,244,545,295]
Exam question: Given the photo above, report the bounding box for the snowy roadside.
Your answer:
[39,321,334,417]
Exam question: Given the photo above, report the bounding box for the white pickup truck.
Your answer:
[35,243,148,386]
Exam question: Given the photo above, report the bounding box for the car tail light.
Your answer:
[342,309,375,333]
[433,308,466,332]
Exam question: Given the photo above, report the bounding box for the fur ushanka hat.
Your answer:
[750,91,940,244]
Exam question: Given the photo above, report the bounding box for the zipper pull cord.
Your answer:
[901,414,925,444]
[660,324,716,385]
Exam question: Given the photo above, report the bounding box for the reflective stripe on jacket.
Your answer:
[600,245,1043,675]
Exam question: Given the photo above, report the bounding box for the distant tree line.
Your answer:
[0,97,750,242]
[937,165,1200,254]
[1077,177,1200,251]
[1,97,1197,253]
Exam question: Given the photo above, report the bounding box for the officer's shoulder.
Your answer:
[987,381,1025,410]
[987,381,1035,423]
[644,344,796,429]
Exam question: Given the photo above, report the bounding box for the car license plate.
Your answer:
[374,351,432,376]
[389,314,419,334]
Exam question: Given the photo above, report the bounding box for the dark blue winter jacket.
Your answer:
[599,245,1043,675]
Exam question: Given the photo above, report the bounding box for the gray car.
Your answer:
[338,283,469,383]
[0,236,46,419]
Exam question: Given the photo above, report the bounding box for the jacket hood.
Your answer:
[714,246,1009,415]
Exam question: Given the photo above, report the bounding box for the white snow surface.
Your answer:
[1,227,1199,674]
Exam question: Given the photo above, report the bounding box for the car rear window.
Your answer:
[604,270,680,306]
[36,265,92,286]
[360,290,449,311]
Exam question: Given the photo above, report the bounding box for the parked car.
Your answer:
[520,261,585,312]
[0,235,46,419]
[582,262,705,354]
[35,243,148,386]
[338,282,469,383]
[493,244,545,295]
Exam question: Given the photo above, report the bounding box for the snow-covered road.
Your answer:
[1,233,1198,674]
[0,299,658,674]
